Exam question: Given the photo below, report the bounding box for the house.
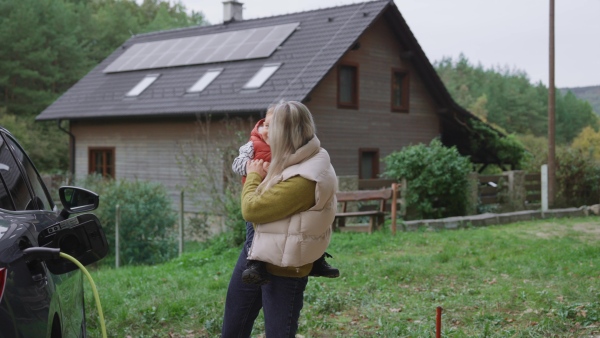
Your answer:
[36,0,511,212]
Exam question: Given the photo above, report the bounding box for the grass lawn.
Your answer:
[84,216,600,337]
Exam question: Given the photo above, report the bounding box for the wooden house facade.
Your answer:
[37,0,504,211]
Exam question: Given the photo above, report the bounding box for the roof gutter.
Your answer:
[57,119,75,176]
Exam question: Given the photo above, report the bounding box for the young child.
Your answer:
[232,109,340,285]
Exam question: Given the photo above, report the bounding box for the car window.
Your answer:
[5,136,53,211]
[0,137,31,210]
[0,166,15,210]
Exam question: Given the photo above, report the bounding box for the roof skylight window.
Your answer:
[126,74,160,97]
[188,69,223,93]
[243,63,281,89]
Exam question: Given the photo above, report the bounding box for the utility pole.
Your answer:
[548,0,556,207]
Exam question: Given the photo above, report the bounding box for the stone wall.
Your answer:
[402,206,594,231]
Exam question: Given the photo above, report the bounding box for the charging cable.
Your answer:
[23,248,107,338]
[59,252,107,338]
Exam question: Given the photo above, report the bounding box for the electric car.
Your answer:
[0,126,108,337]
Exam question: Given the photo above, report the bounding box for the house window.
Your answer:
[359,148,379,179]
[89,148,115,178]
[188,69,223,93]
[243,63,281,89]
[391,69,409,112]
[338,63,358,109]
[126,74,160,97]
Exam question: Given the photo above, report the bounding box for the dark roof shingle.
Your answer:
[37,0,391,121]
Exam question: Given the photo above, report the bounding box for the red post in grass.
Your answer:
[436,306,443,338]
[391,182,398,235]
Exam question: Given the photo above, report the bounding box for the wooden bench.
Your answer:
[333,182,405,234]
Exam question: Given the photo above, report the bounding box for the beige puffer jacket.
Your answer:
[247,137,338,267]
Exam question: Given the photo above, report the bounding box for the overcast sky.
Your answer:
[175,0,600,88]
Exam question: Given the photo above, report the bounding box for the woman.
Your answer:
[221,101,338,337]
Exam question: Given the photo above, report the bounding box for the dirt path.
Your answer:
[523,218,600,242]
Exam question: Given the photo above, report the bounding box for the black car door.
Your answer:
[0,131,83,337]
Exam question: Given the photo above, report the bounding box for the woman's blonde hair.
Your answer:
[257,101,316,193]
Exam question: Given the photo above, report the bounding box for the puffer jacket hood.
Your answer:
[242,118,272,184]
[249,118,271,163]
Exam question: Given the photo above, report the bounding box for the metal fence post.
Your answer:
[541,165,548,211]
[400,178,407,223]
[179,190,184,256]
[115,204,120,269]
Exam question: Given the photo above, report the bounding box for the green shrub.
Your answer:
[469,119,526,167]
[383,139,472,219]
[516,133,549,172]
[554,147,600,207]
[516,136,600,208]
[77,175,178,265]
[223,188,246,247]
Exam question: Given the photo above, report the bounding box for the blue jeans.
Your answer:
[221,222,308,338]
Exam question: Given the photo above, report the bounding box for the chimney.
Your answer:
[223,1,243,22]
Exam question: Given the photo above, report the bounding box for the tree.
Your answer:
[0,0,90,171]
[138,0,205,32]
[434,55,596,144]
[83,0,205,64]
[177,116,252,248]
[571,126,600,160]
[0,0,85,116]
[0,0,206,173]
[556,91,598,144]
[516,134,549,172]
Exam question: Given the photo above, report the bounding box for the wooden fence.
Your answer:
[476,172,541,211]
[358,179,397,190]
[524,173,542,207]
[354,171,543,217]
[477,174,504,205]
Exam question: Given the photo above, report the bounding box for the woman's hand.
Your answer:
[247,159,267,179]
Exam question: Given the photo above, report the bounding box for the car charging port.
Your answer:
[22,247,61,261]
[23,247,107,338]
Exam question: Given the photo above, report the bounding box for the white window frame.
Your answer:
[126,74,160,97]
[188,68,223,93]
[243,63,281,89]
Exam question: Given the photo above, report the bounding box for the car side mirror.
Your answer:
[38,213,109,275]
[59,186,99,218]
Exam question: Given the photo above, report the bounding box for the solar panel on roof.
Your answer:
[103,22,299,73]
[227,43,257,61]
[206,49,232,64]
[146,38,184,68]
[168,41,202,66]
[113,44,147,71]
